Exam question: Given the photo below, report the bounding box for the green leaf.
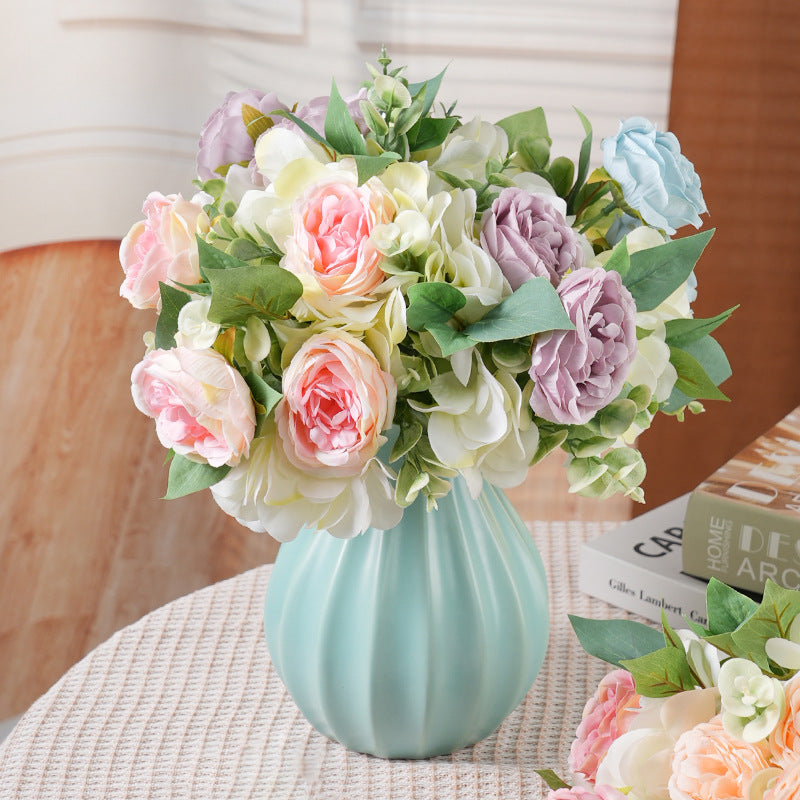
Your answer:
[623,229,715,312]
[164,454,230,500]
[406,282,467,330]
[670,345,730,402]
[566,107,593,213]
[535,770,571,791]
[496,107,550,152]
[465,277,574,343]
[352,153,401,184]
[390,418,423,462]
[243,370,282,416]
[621,645,698,698]
[226,238,276,263]
[569,615,664,668]
[409,116,458,152]
[549,157,575,198]
[270,109,334,152]
[206,263,303,326]
[154,283,191,350]
[663,335,732,412]
[241,103,273,142]
[706,577,759,635]
[426,322,477,356]
[407,66,448,119]
[665,306,738,348]
[601,238,631,278]
[530,428,568,465]
[434,170,471,190]
[324,79,367,156]
[197,236,249,275]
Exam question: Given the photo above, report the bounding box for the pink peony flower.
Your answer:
[669,716,773,800]
[119,192,208,310]
[274,330,396,475]
[480,187,584,289]
[284,177,395,299]
[569,669,641,782]
[131,347,256,468]
[196,89,288,184]
[769,672,800,768]
[764,762,800,800]
[547,785,627,800]
[529,267,637,425]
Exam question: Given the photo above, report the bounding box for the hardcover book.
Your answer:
[682,405,800,594]
[579,494,709,629]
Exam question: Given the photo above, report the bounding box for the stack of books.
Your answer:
[581,406,800,623]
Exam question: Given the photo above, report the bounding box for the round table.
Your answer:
[0,521,624,799]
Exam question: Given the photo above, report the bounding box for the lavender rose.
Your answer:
[480,187,584,289]
[196,89,288,183]
[529,267,637,425]
[602,117,707,235]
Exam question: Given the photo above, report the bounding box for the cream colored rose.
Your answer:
[430,116,508,188]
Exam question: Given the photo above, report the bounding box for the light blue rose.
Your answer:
[602,117,707,235]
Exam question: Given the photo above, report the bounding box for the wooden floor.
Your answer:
[0,240,630,719]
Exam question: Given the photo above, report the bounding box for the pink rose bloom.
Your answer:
[569,669,641,782]
[764,762,800,800]
[132,347,256,467]
[547,785,627,800]
[284,178,395,299]
[669,716,773,800]
[770,672,800,768]
[196,89,288,184]
[120,192,208,310]
[529,267,637,425]
[275,331,396,475]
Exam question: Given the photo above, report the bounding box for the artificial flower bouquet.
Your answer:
[553,579,800,800]
[120,53,732,542]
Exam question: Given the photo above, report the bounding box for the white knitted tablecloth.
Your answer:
[0,521,637,800]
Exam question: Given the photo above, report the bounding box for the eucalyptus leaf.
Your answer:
[530,428,568,465]
[406,282,467,330]
[623,229,714,312]
[665,306,738,348]
[206,263,303,326]
[324,80,367,156]
[464,277,574,342]
[165,454,230,500]
[569,615,664,668]
[390,418,424,462]
[154,282,191,350]
[427,322,476,356]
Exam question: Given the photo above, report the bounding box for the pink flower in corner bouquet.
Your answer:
[121,51,733,542]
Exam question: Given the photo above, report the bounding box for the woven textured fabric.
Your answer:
[0,521,638,800]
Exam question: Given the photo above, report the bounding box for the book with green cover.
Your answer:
[682,405,800,593]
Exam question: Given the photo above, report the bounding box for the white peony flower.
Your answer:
[174,296,220,350]
[430,116,508,188]
[210,418,402,541]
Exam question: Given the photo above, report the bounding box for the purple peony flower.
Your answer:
[529,267,637,425]
[196,89,288,183]
[275,87,369,137]
[480,187,584,289]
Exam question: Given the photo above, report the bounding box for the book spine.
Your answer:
[682,491,800,593]
[580,544,708,629]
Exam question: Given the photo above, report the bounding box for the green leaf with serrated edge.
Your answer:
[353,153,401,184]
[706,577,758,635]
[164,454,230,500]
[535,770,571,791]
[197,236,249,275]
[465,277,574,343]
[623,229,714,312]
[407,66,448,119]
[205,264,302,326]
[665,306,739,348]
[569,615,664,668]
[601,238,631,278]
[566,107,593,213]
[154,283,191,350]
[496,107,550,152]
[406,281,467,330]
[621,646,698,698]
[670,346,730,402]
[390,418,423,462]
[662,335,731,412]
[243,370,282,416]
[427,322,476,356]
[324,80,367,156]
[409,116,458,152]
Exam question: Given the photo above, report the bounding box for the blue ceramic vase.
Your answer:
[263,475,549,759]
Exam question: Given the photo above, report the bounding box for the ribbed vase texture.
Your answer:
[263,476,549,759]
